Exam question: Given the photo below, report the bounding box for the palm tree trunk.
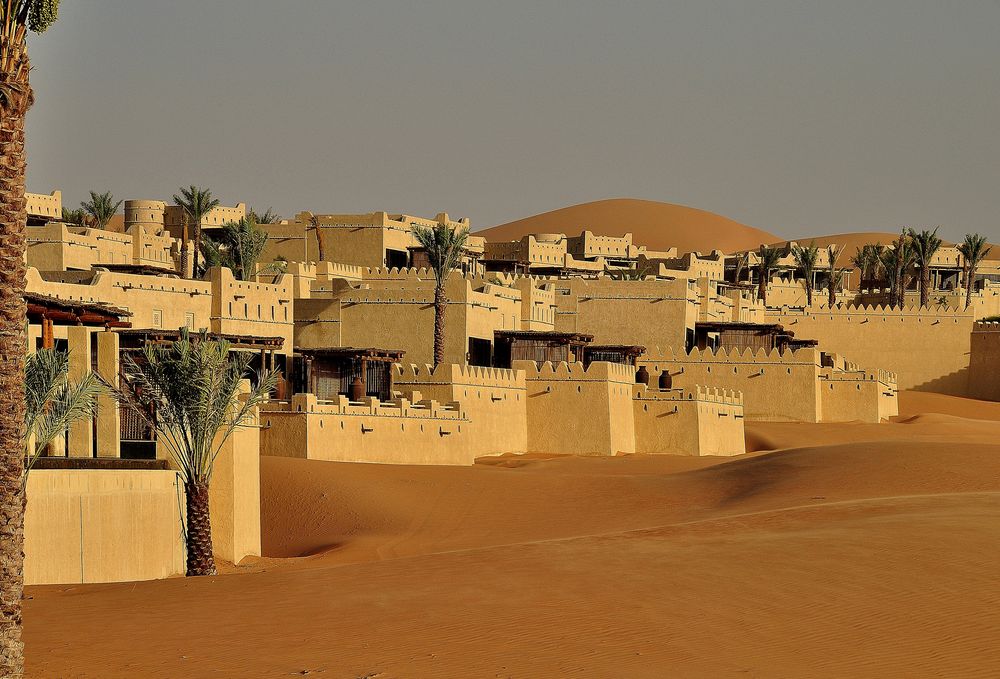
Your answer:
[828,281,836,307]
[314,221,326,262]
[433,284,446,366]
[180,220,190,278]
[0,67,31,678]
[920,268,931,308]
[192,223,202,279]
[965,265,975,311]
[184,479,217,576]
[757,273,767,306]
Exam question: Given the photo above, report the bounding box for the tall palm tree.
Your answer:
[878,246,900,307]
[80,190,122,230]
[112,330,276,576]
[202,217,284,281]
[792,241,821,306]
[851,243,884,287]
[909,227,943,308]
[412,223,469,366]
[309,213,327,262]
[826,244,845,307]
[24,348,104,484]
[172,186,220,279]
[755,246,782,306]
[60,206,87,226]
[0,2,60,673]
[957,233,992,311]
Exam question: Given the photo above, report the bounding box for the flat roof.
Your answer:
[116,328,284,349]
[495,330,594,342]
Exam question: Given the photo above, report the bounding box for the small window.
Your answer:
[151,309,163,328]
[185,312,195,329]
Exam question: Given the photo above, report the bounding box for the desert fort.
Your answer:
[13,188,1000,676]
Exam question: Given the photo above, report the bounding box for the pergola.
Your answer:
[493,330,594,368]
[693,322,818,354]
[583,344,647,368]
[294,347,405,402]
[27,292,132,348]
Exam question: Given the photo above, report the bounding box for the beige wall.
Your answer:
[296,271,522,366]
[24,469,185,585]
[552,276,698,350]
[969,321,1000,401]
[640,346,897,423]
[26,190,61,220]
[393,363,528,456]
[766,304,974,395]
[208,397,262,565]
[260,394,475,465]
[633,385,745,456]
[27,223,177,272]
[515,360,637,456]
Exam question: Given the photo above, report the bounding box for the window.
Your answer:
[185,312,195,329]
[152,309,163,328]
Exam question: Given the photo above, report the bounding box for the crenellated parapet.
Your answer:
[394,362,527,390]
[513,358,637,384]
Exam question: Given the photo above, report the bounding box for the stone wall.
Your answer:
[968,321,1000,401]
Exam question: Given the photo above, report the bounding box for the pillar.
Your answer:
[95,332,121,458]
[209,381,261,564]
[66,327,93,458]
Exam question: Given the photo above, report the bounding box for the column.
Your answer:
[66,326,94,458]
[96,332,121,458]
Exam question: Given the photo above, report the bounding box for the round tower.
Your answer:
[124,199,166,234]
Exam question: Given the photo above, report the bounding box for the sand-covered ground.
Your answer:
[23,391,1000,677]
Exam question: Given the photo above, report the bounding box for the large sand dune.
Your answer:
[23,391,1000,677]
[478,198,780,253]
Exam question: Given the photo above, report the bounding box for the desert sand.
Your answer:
[478,198,780,253]
[22,390,1000,678]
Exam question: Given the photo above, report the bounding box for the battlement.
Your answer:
[264,393,467,421]
[394,362,526,389]
[771,302,974,320]
[646,345,821,365]
[512,359,636,383]
[974,320,1000,332]
[634,384,744,406]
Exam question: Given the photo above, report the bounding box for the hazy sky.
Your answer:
[24,1,1000,241]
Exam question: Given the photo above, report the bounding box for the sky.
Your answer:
[24,1,1000,242]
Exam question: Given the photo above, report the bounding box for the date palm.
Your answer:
[0,1,60,674]
[792,241,821,306]
[957,233,991,311]
[755,245,782,306]
[60,206,86,226]
[202,216,285,281]
[80,190,122,230]
[248,206,279,224]
[172,186,220,279]
[909,227,943,308]
[826,244,845,307]
[851,243,884,286]
[112,330,277,576]
[412,223,469,366]
[24,348,104,484]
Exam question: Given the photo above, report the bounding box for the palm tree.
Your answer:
[792,241,821,306]
[61,206,87,226]
[112,330,276,576]
[755,246,782,306]
[0,2,60,673]
[826,244,846,307]
[609,264,650,281]
[80,190,122,229]
[957,233,992,310]
[411,223,469,366]
[172,186,220,278]
[308,213,327,262]
[202,217,285,281]
[851,243,884,287]
[247,206,279,224]
[878,246,900,307]
[24,348,104,485]
[909,227,943,308]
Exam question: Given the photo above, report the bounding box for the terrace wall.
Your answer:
[24,469,185,585]
[633,385,745,456]
[968,321,1000,401]
[765,304,974,395]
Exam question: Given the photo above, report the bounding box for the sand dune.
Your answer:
[23,391,1000,677]
[477,198,779,253]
